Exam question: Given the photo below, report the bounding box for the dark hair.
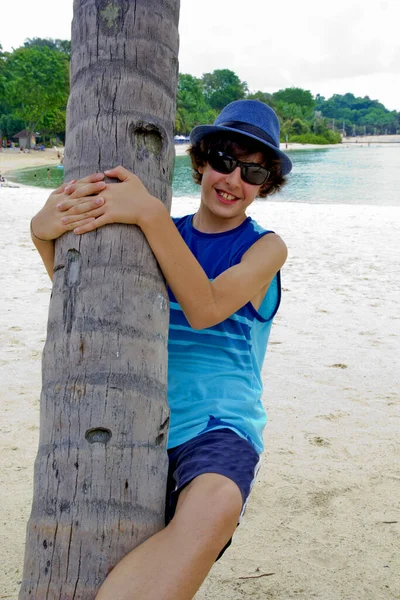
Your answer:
[187,131,287,197]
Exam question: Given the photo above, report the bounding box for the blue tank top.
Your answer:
[167,214,281,454]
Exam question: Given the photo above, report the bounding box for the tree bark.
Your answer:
[26,129,32,150]
[19,1,180,598]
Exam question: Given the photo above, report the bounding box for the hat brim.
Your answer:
[190,124,292,176]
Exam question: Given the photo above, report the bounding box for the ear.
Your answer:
[198,165,205,174]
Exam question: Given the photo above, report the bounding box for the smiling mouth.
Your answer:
[216,190,239,204]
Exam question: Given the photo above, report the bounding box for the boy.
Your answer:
[31,100,292,600]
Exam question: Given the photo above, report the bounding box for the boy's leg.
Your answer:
[95,472,242,600]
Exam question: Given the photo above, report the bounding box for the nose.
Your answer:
[224,166,242,188]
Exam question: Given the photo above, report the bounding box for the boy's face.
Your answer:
[198,149,264,224]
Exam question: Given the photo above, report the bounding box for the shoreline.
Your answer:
[3,136,399,176]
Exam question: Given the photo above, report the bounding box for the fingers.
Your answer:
[68,180,106,199]
[104,166,132,182]
[74,214,109,235]
[60,173,105,196]
[64,173,104,189]
[66,195,105,215]
[57,182,106,209]
[62,216,97,231]
[76,173,105,184]
[54,180,76,195]
[54,183,68,195]
[61,203,105,226]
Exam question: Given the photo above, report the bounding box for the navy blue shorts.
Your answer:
[165,428,261,559]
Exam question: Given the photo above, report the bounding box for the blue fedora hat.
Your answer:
[190,99,292,176]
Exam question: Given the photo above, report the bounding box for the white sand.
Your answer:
[0,148,63,176]
[1,182,399,599]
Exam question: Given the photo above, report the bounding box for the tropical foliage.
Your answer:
[1,39,399,147]
[0,39,69,146]
[176,76,399,142]
[315,93,399,136]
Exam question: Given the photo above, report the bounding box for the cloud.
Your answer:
[3,0,399,110]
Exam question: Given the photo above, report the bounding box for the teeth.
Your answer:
[219,191,236,201]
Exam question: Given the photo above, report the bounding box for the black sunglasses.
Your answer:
[207,150,270,186]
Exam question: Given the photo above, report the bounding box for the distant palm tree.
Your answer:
[19,1,180,597]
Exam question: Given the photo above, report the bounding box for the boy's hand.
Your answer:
[31,173,106,241]
[66,166,162,235]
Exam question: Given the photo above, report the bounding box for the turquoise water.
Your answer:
[9,145,400,206]
[9,165,66,190]
[276,145,400,206]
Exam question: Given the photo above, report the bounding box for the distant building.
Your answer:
[174,135,190,144]
[12,130,37,149]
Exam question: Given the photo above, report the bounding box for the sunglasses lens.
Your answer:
[242,166,270,185]
[208,151,235,174]
[208,151,270,185]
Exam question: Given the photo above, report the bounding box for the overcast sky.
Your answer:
[2,0,399,111]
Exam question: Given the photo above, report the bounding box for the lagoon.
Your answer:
[9,145,400,207]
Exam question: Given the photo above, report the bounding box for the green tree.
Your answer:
[273,87,315,119]
[38,108,66,144]
[201,69,248,111]
[246,90,276,108]
[23,37,71,59]
[3,45,69,147]
[316,92,399,135]
[0,45,8,114]
[312,114,327,136]
[0,113,25,141]
[291,117,309,135]
[175,73,216,134]
[0,46,25,142]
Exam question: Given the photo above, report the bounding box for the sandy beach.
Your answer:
[1,153,399,599]
[0,148,63,176]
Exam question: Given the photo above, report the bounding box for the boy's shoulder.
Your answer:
[171,213,193,227]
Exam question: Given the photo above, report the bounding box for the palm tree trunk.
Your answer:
[19,1,180,598]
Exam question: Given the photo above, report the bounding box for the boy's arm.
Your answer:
[140,208,287,329]
[30,224,55,280]
[68,167,287,329]
[30,174,107,280]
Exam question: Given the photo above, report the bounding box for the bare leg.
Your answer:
[95,473,242,600]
